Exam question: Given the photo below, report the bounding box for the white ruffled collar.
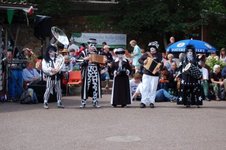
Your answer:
[115,58,127,62]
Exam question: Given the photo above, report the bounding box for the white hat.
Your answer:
[114,48,125,54]
[88,38,97,44]
[103,45,110,49]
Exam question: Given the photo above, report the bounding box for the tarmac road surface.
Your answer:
[1,95,226,150]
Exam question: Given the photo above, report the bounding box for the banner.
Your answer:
[71,33,127,48]
[7,9,14,25]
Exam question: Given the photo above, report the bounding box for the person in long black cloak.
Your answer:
[177,44,203,107]
[111,48,132,107]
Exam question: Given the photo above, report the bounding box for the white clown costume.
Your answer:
[138,41,162,108]
[42,45,65,109]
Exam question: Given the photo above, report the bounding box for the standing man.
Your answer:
[138,41,162,108]
[80,38,103,108]
[42,45,65,109]
[130,40,142,73]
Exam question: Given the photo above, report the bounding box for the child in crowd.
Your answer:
[130,73,142,101]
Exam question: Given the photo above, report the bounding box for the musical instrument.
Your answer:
[143,57,161,74]
[42,26,69,76]
[90,54,105,64]
[183,63,202,79]
[50,26,69,47]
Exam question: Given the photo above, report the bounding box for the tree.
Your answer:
[113,0,226,49]
[28,0,73,17]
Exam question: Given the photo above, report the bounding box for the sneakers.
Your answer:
[150,103,155,108]
[140,103,146,108]
[57,102,64,108]
[171,97,178,102]
[43,103,49,109]
[43,102,64,109]
[80,100,86,108]
[93,101,101,108]
[80,103,86,108]
[205,97,210,101]
[216,96,220,101]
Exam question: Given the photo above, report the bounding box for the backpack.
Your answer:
[20,88,38,104]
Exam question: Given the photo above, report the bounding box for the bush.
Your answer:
[205,57,226,71]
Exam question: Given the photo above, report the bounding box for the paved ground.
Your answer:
[1,95,226,150]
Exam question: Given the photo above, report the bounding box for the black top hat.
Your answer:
[185,44,195,53]
[88,38,97,44]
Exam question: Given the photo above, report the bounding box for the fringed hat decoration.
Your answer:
[148,41,159,53]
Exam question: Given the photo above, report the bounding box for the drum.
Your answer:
[183,63,202,79]
[143,57,161,74]
[90,54,105,64]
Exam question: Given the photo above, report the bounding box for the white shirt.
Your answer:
[130,79,140,94]
[200,67,209,80]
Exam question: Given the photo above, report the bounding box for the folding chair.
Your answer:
[66,71,82,96]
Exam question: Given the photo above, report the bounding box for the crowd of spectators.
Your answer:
[18,38,226,102]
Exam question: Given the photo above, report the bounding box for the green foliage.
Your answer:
[28,0,73,17]
[85,16,111,32]
[113,0,226,49]
[206,57,226,70]
[114,0,203,35]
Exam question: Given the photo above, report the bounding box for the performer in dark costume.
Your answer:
[177,45,203,107]
[80,38,102,108]
[111,48,132,107]
[42,45,65,109]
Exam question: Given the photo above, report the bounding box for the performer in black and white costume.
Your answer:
[80,38,102,108]
[42,45,65,109]
[177,44,203,107]
[138,41,162,108]
[111,48,132,107]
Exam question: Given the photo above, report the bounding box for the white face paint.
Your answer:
[187,49,194,61]
[49,50,56,57]
[150,47,156,54]
[187,51,193,56]
[117,54,124,59]
[88,43,97,52]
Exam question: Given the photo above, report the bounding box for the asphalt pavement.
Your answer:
[1,95,226,150]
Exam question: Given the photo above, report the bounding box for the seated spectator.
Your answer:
[132,83,177,102]
[155,89,178,102]
[207,51,219,61]
[22,61,40,87]
[130,72,142,101]
[68,43,80,57]
[21,48,37,67]
[61,56,73,94]
[221,66,226,96]
[100,65,111,89]
[164,53,175,71]
[210,65,224,100]
[158,67,170,90]
[168,62,179,95]
[22,61,40,102]
[60,48,69,56]
[76,43,86,57]
[99,45,114,80]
